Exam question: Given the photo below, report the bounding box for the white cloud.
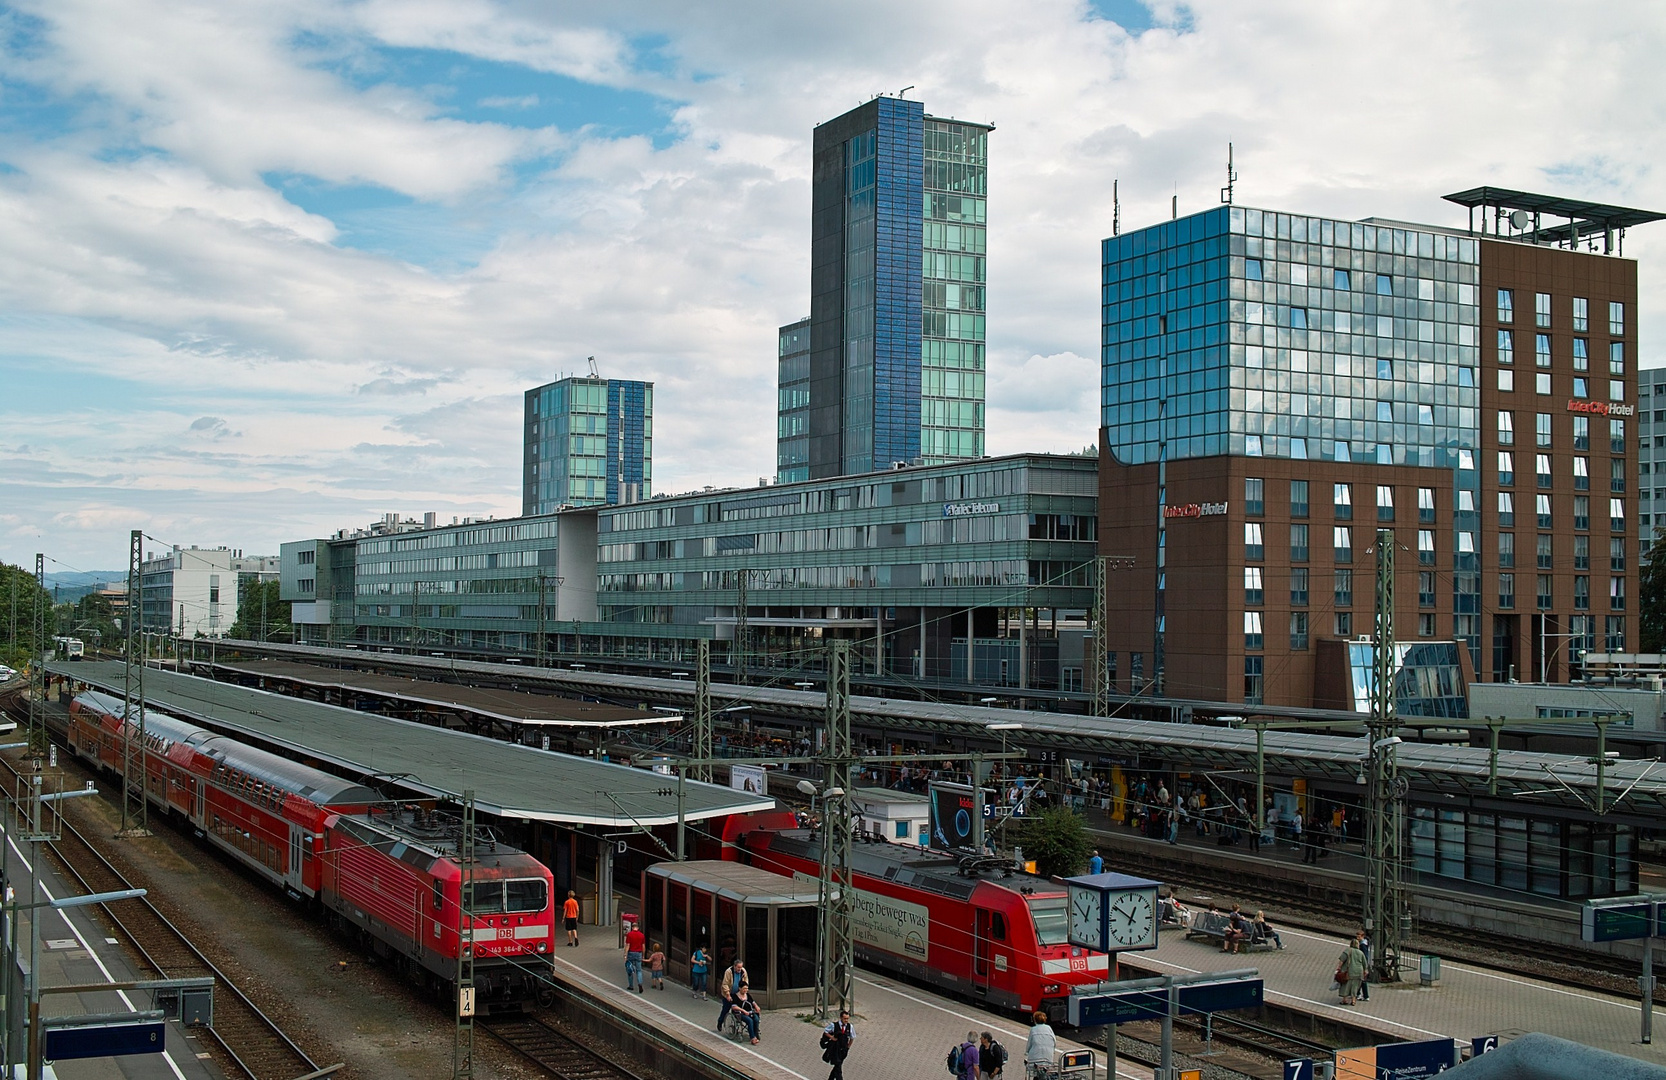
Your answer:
[2,0,1666,567]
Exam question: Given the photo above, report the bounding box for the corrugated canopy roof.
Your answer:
[53,663,771,828]
[1443,187,1666,229]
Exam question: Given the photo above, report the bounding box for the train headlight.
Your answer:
[537,941,548,953]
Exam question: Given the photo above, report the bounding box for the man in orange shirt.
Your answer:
[563,890,581,947]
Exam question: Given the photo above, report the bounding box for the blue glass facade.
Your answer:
[606,380,651,505]
[523,376,653,514]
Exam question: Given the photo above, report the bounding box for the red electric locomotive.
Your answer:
[741,827,1109,1019]
[64,691,555,1005]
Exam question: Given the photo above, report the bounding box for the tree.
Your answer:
[1641,529,1666,653]
[1013,805,1093,879]
[228,578,291,641]
[0,563,54,668]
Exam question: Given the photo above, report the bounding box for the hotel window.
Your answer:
[1290,568,1309,607]
[1574,297,1589,332]
[1418,404,1434,426]
[1334,569,1354,608]
[1613,458,1626,493]
[1498,532,1515,568]
[1419,487,1436,523]
[1244,657,1264,705]
[1335,613,1353,637]
[1538,575,1554,610]
[1333,483,1352,519]
[1289,612,1309,651]
[1290,523,1309,562]
[1334,526,1353,563]
[1606,615,1626,652]
[1535,412,1551,447]
[1574,495,1590,531]
[1334,269,1351,290]
[1498,369,1514,392]
[1611,342,1625,375]
[1290,479,1309,518]
[1538,494,1553,529]
[1536,454,1553,488]
[1611,379,1625,402]
[1574,377,1589,399]
[1535,292,1551,328]
[1611,497,1626,532]
[1611,418,1626,453]
[1574,534,1589,569]
[1611,577,1627,611]
[1573,456,1590,491]
[1245,257,1263,280]
[1497,411,1515,445]
[1497,289,1514,323]
[1245,522,1264,561]
[1377,400,1393,423]
[1377,485,1395,522]
[1497,329,1513,364]
[1537,372,1552,395]
[1290,307,1309,330]
[1419,571,1436,608]
[1612,536,1627,571]
[1244,611,1264,650]
[1459,531,1477,555]
[1574,338,1589,372]
[1497,574,1515,609]
[1245,477,1264,516]
[1610,301,1625,336]
[1419,613,1436,637]
[1574,576,1590,610]
[1539,533,1554,569]
[1498,451,1514,486]
[1418,529,1435,565]
[1244,567,1265,606]
[1535,334,1551,368]
[1377,358,1394,379]
[1573,415,1589,450]
[1498,491,1514,525]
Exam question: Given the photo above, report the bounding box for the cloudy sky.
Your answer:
[2,0,1663,570]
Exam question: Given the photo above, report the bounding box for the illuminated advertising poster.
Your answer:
[729,764,768,795]
[928,782,977,850]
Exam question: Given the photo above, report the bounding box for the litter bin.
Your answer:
[1419,955,1441,986]
[618,910,639,948]
[579,892,597,926]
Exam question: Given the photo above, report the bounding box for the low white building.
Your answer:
[140,546,278,638]
[851,787,930,846]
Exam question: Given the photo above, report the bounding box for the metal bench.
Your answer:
[1184,911,1277,951]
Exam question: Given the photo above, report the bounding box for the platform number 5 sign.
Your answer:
[1282,1060,1314,1080]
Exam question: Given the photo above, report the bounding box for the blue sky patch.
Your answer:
[263,171,508,271]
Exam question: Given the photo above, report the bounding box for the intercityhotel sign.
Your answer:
[1567,400,1636,417]
[1163,501,1229,520]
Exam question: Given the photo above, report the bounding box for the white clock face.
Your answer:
[1105,889,1157,949]
[1068,886,1102,945]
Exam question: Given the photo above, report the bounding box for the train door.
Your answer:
[972,908,994,996]
[192,780,205,828]
[285,824,305,892]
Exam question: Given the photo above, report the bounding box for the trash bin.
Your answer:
[1419,955,1441,986]
[580,892,597,925]
[618,910,639,948]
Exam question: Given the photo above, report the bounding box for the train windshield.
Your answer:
[1028,897,1069,945]
[505,879,548,913]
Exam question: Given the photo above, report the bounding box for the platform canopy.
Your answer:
[51,663,771,828]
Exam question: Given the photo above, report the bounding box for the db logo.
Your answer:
[498,927,515,940]
[1069,956,1088,973]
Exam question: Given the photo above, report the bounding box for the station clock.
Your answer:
[1064,872,1162,953]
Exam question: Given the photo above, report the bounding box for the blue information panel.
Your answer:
[1283,1061,1314,1080]
[45,1020,165,1061]
[1179,978,1263,1016]
[1582,899,1655,943]
[1337,1038,1456,1079]
[1471,1035,1499,1057]
[1070,978,1264,1026]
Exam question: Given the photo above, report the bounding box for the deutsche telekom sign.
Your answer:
[1566,400,1636,417]
[1163,501,1229,519]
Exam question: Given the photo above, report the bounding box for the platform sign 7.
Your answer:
[1282,1060,1313,1080]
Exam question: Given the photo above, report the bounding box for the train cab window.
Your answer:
[990,912,1007,941]
[432,881,445,911]
[463,882,506,914]
[1027,897,1068,945]
[506,879,547,913]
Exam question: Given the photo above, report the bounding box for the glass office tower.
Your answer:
[523,376,653,514]
[777,318,811,483]
[780,96,989,482]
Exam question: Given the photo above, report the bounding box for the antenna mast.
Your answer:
[1220,142,1237,204]
[1113,180,1121,237]
[587,355,600,379]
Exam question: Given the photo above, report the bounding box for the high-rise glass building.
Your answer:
[523,376,652,514]
[1099,191,1658,708]
[777,97,989,482]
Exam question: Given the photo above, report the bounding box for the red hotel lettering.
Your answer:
[1567,400,1636,418]
[1163,501,1228,519]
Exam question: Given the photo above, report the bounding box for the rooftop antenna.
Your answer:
[587,355,600,378]
[899,85,915,98]
[1220,142,1238,204]
[1113,179,1121,237]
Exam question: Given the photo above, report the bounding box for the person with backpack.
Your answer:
[978,1031,1007,1080]
[820,1009,854,1080]
[954,1032,980,1080]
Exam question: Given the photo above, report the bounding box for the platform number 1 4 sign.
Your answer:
[1283,1061,1314,1080]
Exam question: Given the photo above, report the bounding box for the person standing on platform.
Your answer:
[1088,850,1103,875]
[820,1010,854,1080]
[1023,1012,1057,1080]
[624,921,646,993]
[690,943,710,999]
[1356,930,1372,1000]
[978,1031,1006,1080]
[958,1031,981,1080]
[648,942,666,990]
[1336,938,1367,1006]
[564,890,581,946]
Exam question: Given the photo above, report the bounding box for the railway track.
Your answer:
[481,1013,653,1080]
[0,750,324,1080]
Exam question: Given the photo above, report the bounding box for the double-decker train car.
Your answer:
[741,826,1110,1020]
[63,691,554,1006]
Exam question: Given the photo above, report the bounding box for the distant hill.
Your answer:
[43,571,127,604]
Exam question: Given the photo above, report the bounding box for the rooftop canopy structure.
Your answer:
[1443,186,1666,253]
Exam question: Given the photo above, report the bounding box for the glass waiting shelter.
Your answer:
[641,860,821,1010]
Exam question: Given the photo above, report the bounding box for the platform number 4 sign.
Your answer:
[1283,1060,1314,1080]
[1472,1036,1499,1057]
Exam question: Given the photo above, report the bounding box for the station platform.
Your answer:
[3,829,224,1079]
[1124,912,1666,1066]
[553,932,1156,1080]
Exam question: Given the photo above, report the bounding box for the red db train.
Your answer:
[64,690,554,1006]
[741,827,1109,1020]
